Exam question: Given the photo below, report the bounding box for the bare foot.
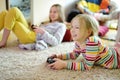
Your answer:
[0,42,6,48]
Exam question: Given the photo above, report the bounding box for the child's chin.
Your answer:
[72,38,77,41]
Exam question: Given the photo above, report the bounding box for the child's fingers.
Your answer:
[47,63,55,68]
[49,54,57,58]
[53,58,59,61]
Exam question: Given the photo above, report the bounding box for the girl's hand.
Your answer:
[48,58,67,70]
[31,25,37,29]
[48,54,62,59]
[48,54,57,58]
[34,27,45,34]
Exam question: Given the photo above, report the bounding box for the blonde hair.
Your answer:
[72,14,99,36]
[49,4,65,22]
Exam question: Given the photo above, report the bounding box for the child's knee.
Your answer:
[8,7,21,16]
[1,10,8,15]
[9,7,19,11]
[0,10,8,19]
[0,10,8,30]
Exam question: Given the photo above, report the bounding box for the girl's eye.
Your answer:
[75,27,79,29]
[71,26,79,29]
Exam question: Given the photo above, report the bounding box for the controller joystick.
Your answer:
[47,55,57,64]
[31,24,36,29]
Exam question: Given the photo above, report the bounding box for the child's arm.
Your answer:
[39,23,66,46]
[57,42,82,60]
[57,51,80,60]
[66,37,100,71]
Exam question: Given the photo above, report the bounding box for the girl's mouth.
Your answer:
[72,34,77,37]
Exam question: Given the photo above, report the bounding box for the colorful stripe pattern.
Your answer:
[61,36,119,71]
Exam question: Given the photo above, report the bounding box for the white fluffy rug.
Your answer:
[0,40,120,80]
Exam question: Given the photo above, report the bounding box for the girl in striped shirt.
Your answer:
[48,14,120,71]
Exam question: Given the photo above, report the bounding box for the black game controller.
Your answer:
[31,24,36,29]
[47,57,56,64]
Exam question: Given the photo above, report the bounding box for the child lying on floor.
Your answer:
[47,14,120,71]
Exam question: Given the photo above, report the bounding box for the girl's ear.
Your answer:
[87,29,92,35]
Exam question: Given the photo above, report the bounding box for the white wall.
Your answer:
[31,0,77,25]
[0,0,6,12]
[0,0,77,25]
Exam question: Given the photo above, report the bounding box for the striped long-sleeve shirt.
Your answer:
[60,36,119,71]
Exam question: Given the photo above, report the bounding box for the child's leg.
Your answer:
[0,10,7,31]
[0,28,10,48]
[0,11,8,47]
[19,43,35,50]
[4,7,29,30]
[0,7,35,47]
[0,26,29,48]
[13,22,36,44]
[18,39,48,50]
[35,40,48,51]
[8,7,36,44]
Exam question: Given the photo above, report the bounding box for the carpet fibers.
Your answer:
[0,41,120,80]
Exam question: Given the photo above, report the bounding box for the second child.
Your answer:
[47,14,120,71]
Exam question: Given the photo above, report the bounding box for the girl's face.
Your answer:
[49,6,59,22]
[71,18,90,42]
